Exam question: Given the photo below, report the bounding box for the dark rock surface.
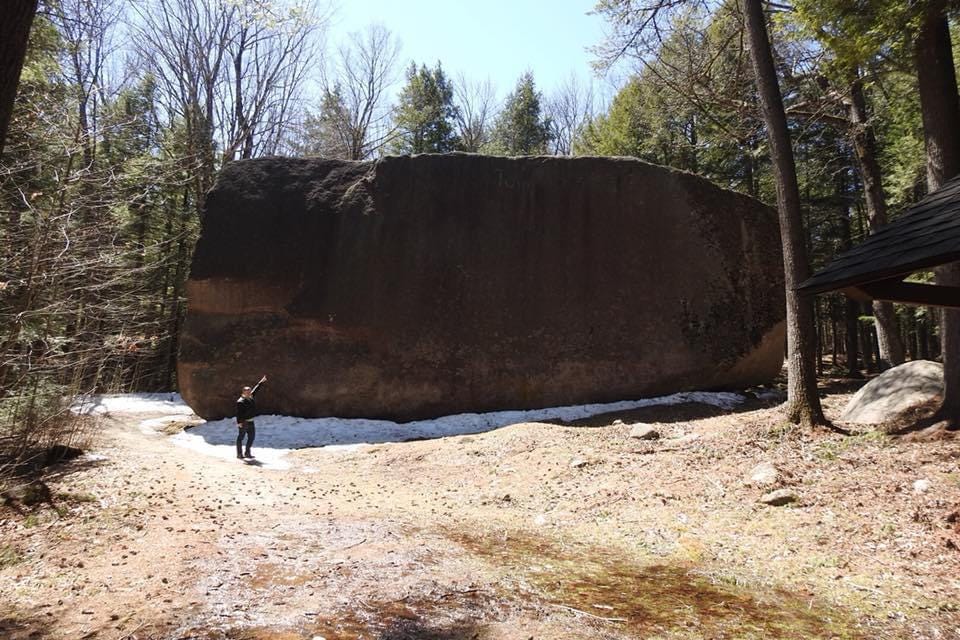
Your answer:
[178,154,786,420]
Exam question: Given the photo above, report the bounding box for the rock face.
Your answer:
[841,360,943,424]
[178,154,786,420]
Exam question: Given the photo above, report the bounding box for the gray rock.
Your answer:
[570,457,589,469]
[629,423,661,440]
[668,433,701,446]
[747,461,780,487]
[841,360,944,424]
[758,489,798,506]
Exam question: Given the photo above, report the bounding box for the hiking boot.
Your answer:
[236,453,243,459]
[244,452,253,458]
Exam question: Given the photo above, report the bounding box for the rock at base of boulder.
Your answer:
[841,360,943,425]
[629,424,661,440]
[758,489,798,507]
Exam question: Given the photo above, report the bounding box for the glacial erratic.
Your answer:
[178,154,785,420]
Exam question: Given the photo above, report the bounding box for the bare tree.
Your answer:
[546,72,595,155]
[51,0,124,168]
[130,0,325,181]
[453,72,497,152]
[314,23,401,160]
[218,1,327,161]
[130,0,235,206]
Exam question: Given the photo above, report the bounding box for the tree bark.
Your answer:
[838,211,861,377]
[916,3,960,425]
[743,0,826,425]
[847,76,905,369]
[0,0,38,158]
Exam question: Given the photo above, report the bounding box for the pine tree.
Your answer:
[486,72,552,156]
[392,62,459,154]
[299,86,352,159]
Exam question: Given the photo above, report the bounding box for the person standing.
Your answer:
[236,375,267,459]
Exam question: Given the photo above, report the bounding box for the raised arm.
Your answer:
[251,374,267,396]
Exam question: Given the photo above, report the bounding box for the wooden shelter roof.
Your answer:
[798,174,960,307]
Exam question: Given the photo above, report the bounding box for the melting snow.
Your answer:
[168,391,747,470]
[74,390,749,471]
[73,393,188,416]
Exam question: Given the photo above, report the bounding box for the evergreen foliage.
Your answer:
[392,62,459,154]
[486,72,552,155]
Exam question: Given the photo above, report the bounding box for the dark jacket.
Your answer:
[236,380,263,423]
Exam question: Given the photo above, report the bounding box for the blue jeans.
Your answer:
[236,421,255,457]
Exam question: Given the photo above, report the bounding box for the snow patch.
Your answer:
[72,393,190,416]
[170,391,746,471]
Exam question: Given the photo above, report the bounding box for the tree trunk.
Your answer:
[920,316,931,360]
[743,0,826,426]
[831,300,839,367]
[0,0,37,157]
[838,211,861,377]
[907,312,917,360]
[845,299,860,376]
[847,76,905,369]
[916,3,960,425]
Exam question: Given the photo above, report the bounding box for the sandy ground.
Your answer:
[1,382,959,640]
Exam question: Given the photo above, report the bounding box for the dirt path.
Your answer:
[2,391,959,639]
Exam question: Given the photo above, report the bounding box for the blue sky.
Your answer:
[330,0,610,101]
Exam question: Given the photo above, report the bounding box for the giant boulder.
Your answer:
[178,154,785,420]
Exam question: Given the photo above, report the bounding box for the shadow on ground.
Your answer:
[0,612,52,640]
[551,398,758,428]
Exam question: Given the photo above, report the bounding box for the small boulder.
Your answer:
[668,433,701,446]
[842,360,943,424]
[570,457,589,469]
[629,424,661,440]
[746,461,780,487]
[758,489,798,506]
[913,479,931,493]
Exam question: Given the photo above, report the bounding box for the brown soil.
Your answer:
[1,382,958,639]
